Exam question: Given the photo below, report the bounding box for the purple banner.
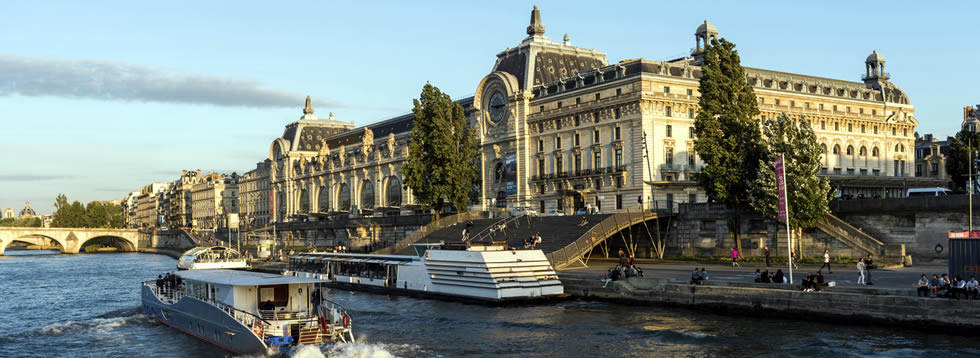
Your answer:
[776,155,787,221]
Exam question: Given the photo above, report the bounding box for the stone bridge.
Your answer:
[0,228,140,255]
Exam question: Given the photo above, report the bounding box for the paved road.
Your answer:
[560,260,951,291]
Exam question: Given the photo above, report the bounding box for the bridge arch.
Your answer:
[79,235,137,253]
[3,234,65,253]
[0,228,139,256]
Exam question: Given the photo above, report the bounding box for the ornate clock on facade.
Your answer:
[488,90,507,124]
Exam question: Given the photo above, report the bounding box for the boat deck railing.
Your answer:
[142,281,272,333]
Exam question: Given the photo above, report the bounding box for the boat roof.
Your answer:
[180,246,241,257]
[177,269,323,286]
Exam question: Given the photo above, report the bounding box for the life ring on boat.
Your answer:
[252,321,263,337]
[342,313,350,329]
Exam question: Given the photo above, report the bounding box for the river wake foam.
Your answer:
[39,314,150,335]
[285,342,425,358]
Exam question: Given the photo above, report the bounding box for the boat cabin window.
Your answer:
[258,284,289,309]
[332,262,387,279]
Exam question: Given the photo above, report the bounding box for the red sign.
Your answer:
[776,155,787,221]
[948,231,980,239]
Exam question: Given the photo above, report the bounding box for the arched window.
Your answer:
[318,186,329,213]
[846,145,854,155]
[859,146,867,156]
[299,189,310,213]
[872,147,879,157]
[338,183,351,211]
[895,143,904,152]
[494,162,504,184]
[360,180,375,210]
[387,177,402,207]
[821,144,828,154]
[833,144,841,155]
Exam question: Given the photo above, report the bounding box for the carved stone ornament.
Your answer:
[318,140,330,157]
[493,144,501,158]
[362,128,375,151]
[387,133,396,154]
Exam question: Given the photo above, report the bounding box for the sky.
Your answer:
[1,1,977,214]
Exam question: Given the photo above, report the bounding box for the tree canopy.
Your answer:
[50,194,124,228]
[750,114,833,229]
[945,129,980,192]
[402,83,480,216]
[693,38,764,208]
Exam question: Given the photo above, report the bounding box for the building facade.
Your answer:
[239,160,272,228]
[164,170,201,228]
[190,174,239,230]
[135,183,166,228]
[914,133,951,186]
[3,208,13,219]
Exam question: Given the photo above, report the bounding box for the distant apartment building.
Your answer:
[136,183,166,228]
[3,207,13,219]
[190,173,239,230]
[164,170,202,228]
[914,133,951,186]
[239,160,272,228]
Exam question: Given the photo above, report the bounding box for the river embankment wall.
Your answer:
[562,276,980,332]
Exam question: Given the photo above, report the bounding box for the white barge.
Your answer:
[141,270,354,355]
[177,246,249,270]
[287,243,564,302]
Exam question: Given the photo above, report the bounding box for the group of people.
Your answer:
[524,233,542,249]
[690,267,710,285]
[155,272,183,297]
[800,272,828,292]
[461,221,474,241]
[917,274,980,299]
[601,250,644,287]
[752,269,788,284]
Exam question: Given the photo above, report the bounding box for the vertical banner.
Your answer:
[775,155,787,221]
[505,152,517,195]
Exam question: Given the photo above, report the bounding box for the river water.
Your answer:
[0,251,977,358]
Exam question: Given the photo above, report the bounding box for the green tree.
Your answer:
[51,194,88,228]
[750,114,833,232]
[85,201,123,228]
[692,38,764,252]
[946,129,980,192]
[402,83,480,219]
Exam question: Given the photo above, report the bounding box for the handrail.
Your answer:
[469,215,524,243]
[545,210,658,269]
[371,211,486,254]
[143,281,272,329]
[816,214,884,255]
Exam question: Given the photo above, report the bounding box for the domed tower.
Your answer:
[692,20,719,65]
[863,50,888,82]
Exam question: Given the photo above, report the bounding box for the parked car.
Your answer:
[510,206,539,216]
[547,210,565,216]
[575,208,589,215]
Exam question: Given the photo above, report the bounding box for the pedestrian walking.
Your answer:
[818,249,833,274]
[730,248,740,268]
[764,246,771,268]
[856,260,866,285]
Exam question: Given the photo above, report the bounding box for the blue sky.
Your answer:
[1,1,976,214]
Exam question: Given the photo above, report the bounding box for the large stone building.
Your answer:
[961,104,980,132]
[239,160,272,229]
[190,173,239,230]
[3,208,13,219]
[164,170,202,228]
[135,183,166,228]
[248,7,927,225]
[914,133,951,186]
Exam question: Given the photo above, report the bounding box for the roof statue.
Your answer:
[301,96,318,120]
[563,33,570,45]
[526,5,545,37]
[304,96,314,115]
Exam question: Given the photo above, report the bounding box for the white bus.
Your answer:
[906,187,952,198]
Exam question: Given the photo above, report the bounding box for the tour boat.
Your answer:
[177,246,249,270]
[286,243,565,302]
[141,270,355,355]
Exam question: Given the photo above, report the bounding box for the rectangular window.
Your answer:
[555,156,563,173]
[833,105,838,111]
[593,151,601,169]
[540,200,545,213]
[576,97,581,105]
[594,129,600,142]
[688,152,695,166]
[557,101,562,109]
[859,108,864,114]
[666,125,673,137]
[615,148,623,168]
[688,193,697,203]
[904,128,908,136]
[538,159,545,176]
[574,116,580,126]
[760,97,765,104]
[538,139,544,152]
[539,106,544,113]
[556,119,562,130]
[874,125,878,134]
[555,135,562,149]
[595,93,601,101]
[615,108,621,119]
[861,124,865,133]
[688,108,694,119]
[819,103,824,110]
[872,109,877,115]
[616,88,622,96]
[848,123,852,132]
[615,127,621,140]
[790,100,795,107]
[665,148,674,166]
[616,177,623,188]
[932,163,939,176]
[805,102,810,109]
[574,133,580,146]
[687,89,693,96]
[593,111,600,123]
[557,198,563,211]
[574,154,582,173]
[595,179,602,191]
[537,122,543,133]
[664,86,670,94]
[835,122,839,131]
[892,128,897,136]
[821,121,826,130]
[616,194,623,209]
[847,106,851,112]
[689,127,695,138]
[775,99,780,105]
[665,106,672,117]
